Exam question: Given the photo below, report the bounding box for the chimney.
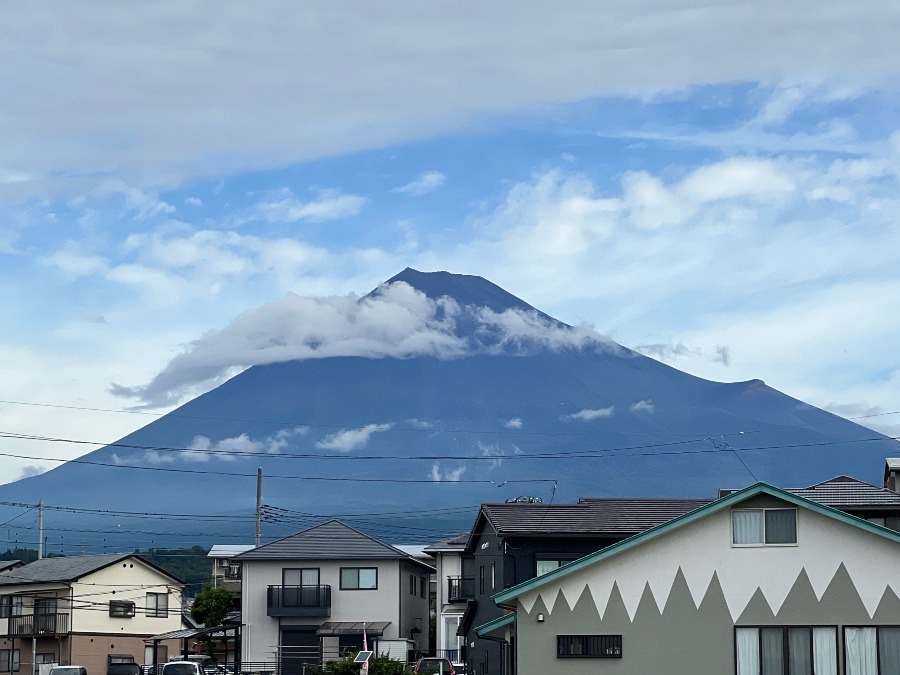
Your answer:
[884,458,900,492]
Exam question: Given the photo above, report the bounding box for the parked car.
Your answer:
[107,664,141,675]
[414,658,456,674]
[49,667,87,675]
[162,662,204,675]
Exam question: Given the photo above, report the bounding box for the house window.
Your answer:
[491,563,495,591]
[283,568,319,587]
[479,566,484,595]
[420,576,426,599]
[35,654,56,665]
[410,574,417,596]
[144,646,168,665]
[844,626,900,674]
[110,600,136,618]
[536,559,573,577]
[732,509,797,545]
[735,626,837,674]
[0,595,23,618]
[0,649,20,672]
[340,567,377,590]
[557,635,622,658]
[145,592,168,617]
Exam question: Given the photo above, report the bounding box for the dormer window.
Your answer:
[732,508,797,546]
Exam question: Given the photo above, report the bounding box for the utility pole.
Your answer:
[37,500,44,560]
[255,468,262,547]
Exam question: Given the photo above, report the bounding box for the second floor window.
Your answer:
[145,592,168,618]
[340,567,377,590]
[0,595,22,618]
[733,508,797,546]
[410,575,417,596]
[109,600,136,618]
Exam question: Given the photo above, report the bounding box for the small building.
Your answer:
[423,534,468,669]
[0,553,185,675]
[235,520,433,673]
[482,483,900,675]
[207,545,254,596]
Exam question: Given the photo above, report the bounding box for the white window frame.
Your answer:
[732,508,798,547]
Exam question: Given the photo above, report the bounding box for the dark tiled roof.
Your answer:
[236,519,429,567]
[789,475,900,507]
[423,533,468,553]
[0,553,180,587]
[479,498,711,536]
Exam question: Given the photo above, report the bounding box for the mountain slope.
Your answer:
[0,270,894,548]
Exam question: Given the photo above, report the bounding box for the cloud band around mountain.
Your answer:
[111,281,615,408]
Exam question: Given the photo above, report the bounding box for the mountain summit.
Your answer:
[0,270,894,547]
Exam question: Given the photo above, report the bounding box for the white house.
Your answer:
[480,483,900,675]
[235,520,433,673]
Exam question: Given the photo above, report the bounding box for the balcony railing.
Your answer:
[267,585,331,617]
[447,577,475,602]
[224,565,242,581]
[8,613,70,636]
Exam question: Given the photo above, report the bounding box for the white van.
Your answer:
[49,667,87,675]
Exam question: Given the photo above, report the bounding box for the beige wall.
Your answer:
[70,558,183,635]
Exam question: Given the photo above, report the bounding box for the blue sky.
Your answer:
[1,2,899,482]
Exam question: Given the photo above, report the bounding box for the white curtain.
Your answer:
[846,627,878,675]
[736,627,760,675]
[813,627,837,675]
[733,511,764,544]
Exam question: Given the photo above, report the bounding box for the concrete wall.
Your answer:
[512,502,900,675]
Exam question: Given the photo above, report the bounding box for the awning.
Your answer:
[145,625,238,642]
[475,613,515,639]
[316,621,390,636]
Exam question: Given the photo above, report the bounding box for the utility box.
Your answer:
[375,639,415,664]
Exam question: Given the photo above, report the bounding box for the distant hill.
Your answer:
[1,269,896,549]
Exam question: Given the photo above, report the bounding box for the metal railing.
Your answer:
[446,577,476,602]
[266,585,331,617]
[8,613,70,636]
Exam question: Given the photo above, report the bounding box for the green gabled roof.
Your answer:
[475,612,515,638]
[492,482,900,607]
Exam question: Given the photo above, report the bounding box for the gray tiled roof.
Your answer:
[479,498,711,536]
[236,520,431,567]
[0,553,180,587]
[789,475,900,507]
[423,533,468,553]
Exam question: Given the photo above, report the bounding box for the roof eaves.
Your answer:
[492,482,900,607]
[475,613,515,638]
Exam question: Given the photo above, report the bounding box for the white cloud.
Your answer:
[111,427,308,464]
[392,171,446,196]
[112,281,614,407]
[430,464,467,482]
[185,197,203,207]
[315,423,392,452]
[630,400,654,413]
[3,3,897,201]
[504,417,523,429]
[257,188,367,223]
[563,406,615,421]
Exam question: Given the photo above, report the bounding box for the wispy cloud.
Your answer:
[392,171,446,196]
[315,423,392,452]
[563,406,615,422]
[257,188,367,223]
[630,400,654,413]
[111,428,307,464]
[430,463,467,482]
[504,417,523,429]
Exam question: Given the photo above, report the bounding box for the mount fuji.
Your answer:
[0,269,895,549]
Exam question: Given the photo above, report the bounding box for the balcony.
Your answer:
[447,577,475,603]
[267,585,331,617]
[8,613,70,636]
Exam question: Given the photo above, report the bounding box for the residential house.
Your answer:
[456,496,710,675]
[481,483,900,675]
[0,554,185,675]
[423,534,468,669]
[207,545,254,597]
[235,520,433,673]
